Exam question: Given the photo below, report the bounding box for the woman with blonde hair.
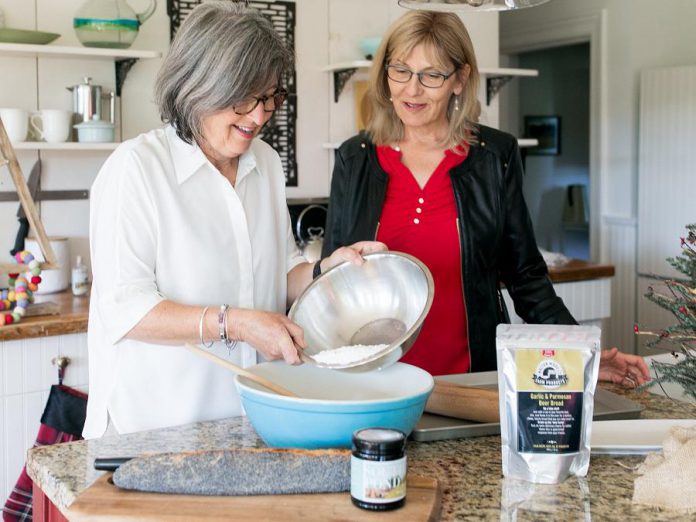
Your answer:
[323,10,649,386]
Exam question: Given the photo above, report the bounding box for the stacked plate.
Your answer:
[0,28,60,45]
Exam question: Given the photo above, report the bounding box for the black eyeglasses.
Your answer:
[385,65,457,88]
[233,88,288,115]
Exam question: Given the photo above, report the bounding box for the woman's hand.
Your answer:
[321,241,387,272]
[287,241,387,306]
[229,308,305,365]
[598,347,651,388]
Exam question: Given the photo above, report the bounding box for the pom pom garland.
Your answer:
[0,250,42,326]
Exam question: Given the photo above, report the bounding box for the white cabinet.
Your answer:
[502,277,612,329]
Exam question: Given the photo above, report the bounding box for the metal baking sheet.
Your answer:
[411,371,644,442]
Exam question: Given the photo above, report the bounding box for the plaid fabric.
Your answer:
[2,385,87,522]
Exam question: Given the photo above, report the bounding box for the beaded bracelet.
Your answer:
[198,306,214,348]
[0,251,42,326]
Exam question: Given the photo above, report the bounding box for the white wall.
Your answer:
[503,0,696,220]
[500,0,696,353]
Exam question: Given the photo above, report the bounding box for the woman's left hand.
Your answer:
[322,241,387,272]
[598,347,651,388]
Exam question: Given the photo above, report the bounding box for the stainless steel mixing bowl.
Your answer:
[288,251,434,371]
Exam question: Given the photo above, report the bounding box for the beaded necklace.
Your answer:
[0,250,42,326]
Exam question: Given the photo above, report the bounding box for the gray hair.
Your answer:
[154,1,293,144]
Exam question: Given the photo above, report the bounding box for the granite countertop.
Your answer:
[27,384,696,521]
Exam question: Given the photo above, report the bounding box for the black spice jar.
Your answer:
[351,427,407,511]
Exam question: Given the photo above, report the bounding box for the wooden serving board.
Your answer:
[68,473,441,521]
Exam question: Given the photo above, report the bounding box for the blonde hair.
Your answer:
[365,10,480,148]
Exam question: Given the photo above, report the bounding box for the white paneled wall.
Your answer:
[638,65,696,279]
[502,278,611,328]
[603,217,637,354]
[0,333,88,503]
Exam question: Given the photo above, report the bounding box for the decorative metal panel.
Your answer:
[166,0,298,186]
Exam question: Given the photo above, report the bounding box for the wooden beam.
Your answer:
[0,117,58,271]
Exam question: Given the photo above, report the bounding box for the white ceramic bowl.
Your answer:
[74,119,114,142]
[235,361,434,448]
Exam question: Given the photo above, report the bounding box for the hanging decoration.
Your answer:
[0,251,42,326]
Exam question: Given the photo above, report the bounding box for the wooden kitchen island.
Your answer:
[27,385,696,521]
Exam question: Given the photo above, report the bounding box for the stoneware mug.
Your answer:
[0,108,29,142]
[30,109,73,143]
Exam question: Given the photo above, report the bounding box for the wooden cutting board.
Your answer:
[68,473,441,521]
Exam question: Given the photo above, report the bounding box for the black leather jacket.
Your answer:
[322,125,576,372]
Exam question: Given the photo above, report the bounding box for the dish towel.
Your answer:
[2,384,87,522]
[632,425,696,513]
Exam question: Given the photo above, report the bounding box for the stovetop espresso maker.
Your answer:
[67,77,115,125]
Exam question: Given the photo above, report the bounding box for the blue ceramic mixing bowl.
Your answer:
[235,361,433,448]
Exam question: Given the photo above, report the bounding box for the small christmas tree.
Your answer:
[635,224,696,401]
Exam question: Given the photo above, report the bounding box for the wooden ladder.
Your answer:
[0,117,57,273]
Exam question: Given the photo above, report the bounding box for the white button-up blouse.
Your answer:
[83,125,305,438]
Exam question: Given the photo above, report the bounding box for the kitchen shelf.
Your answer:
[322,138,538,149]
[0,42,161,95]
[13,141,119,151]
[482,67,538,105]
[323,60,538,104]
[0,42,160,60]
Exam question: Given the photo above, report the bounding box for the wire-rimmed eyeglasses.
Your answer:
[233,88,288,115]
[385,64,457,88]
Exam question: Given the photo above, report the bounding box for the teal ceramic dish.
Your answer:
[236,361,434,448]
[0,28,60,45]
[358,36,382,59]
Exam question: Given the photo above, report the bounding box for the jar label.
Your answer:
[350,455,407,503]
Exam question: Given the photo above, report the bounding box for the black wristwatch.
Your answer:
[312,259,323,279]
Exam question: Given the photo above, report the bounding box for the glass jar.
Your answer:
[350,428,407,511]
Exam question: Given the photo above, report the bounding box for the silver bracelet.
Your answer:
[218,304,227,344]
[223,306,238,354]
[198,306,214,348]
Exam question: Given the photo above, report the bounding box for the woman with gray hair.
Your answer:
[84,1,384,438]
[323,10,649,386]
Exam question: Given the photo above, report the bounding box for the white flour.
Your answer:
[311,344,389,365]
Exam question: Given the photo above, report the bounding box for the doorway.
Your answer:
[502,43,591,260]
